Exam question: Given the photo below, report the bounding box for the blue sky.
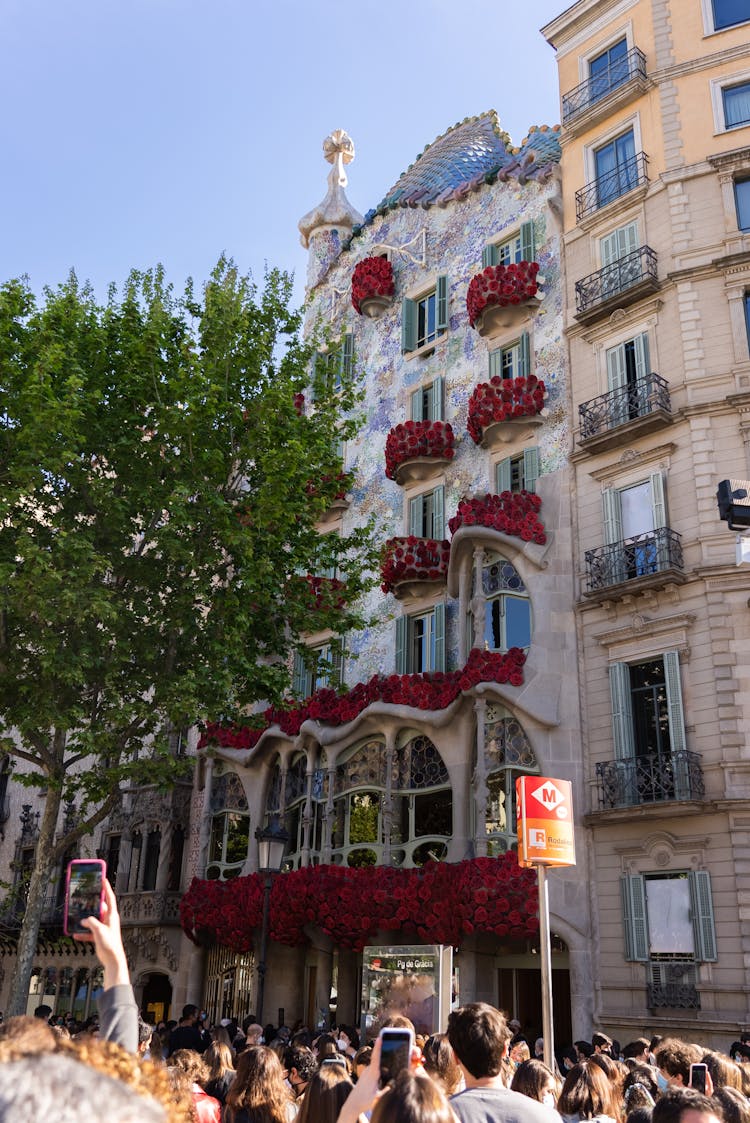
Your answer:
[1,0,565,307]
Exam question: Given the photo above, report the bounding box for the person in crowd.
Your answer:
[622,1065,658,1114]
[654,1041,702,1090]
[446,1002,557,1123]
[168,1003,210,1056]
[557,1058,621,1123]
[211,1022,235,1054]
[561,1048,579,1075]
[137,1016,154,1059]
[576,1043,595,1061]
[423,1032,463,1097]
[712,1087,750,1123]
[511,1059,559,1107]
[593,1035,614,1058]
[511,1037,532,1066]
[702,1052,743,1092]
[243,1022,265,1049]
[225,1044,297,1123]
[336,1024,360,1061]
[652,1088,723,1123]
[0,1053,166,1123]
[203,1040,236,1105]
[371,1069,458,1123]
[623,1042,652,1067]
[353,1045,373,1080]
[296,1064,353,1123]
[167,1048,222,1123]
[285,1043,318,1102]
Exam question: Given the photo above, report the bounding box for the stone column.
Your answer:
[197,756,215,879]
[470,547,485,648]
[322,761,335,864]
[155,818,173,892]
[382,728,397,865]
[301,753,315,867]
[473,697,488,857]
[116,832,133,896]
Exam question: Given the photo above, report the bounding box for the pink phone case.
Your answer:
[63,859,106,938]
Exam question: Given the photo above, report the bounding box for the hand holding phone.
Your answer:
[64,859,106,939]
[379,1027,415,1087]
[689,1064,708,1094]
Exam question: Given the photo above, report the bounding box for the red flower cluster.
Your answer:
[197,647,527,750]
[180,852,539,953]
[351,256,395,314]
[291,575,346,612]
[466,261,540,327]
[467,375,546,444]
[380,536,451,594]
[384,420,455,480]
[293,392,305,415]
[305,472,351,502]
[448,491,546,546]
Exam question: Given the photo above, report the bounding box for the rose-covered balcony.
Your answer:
[381,536,451,598]
[467,261,541,337]
[467,375,546,447]
[352,256,395,318]
[307,472,352,526]
[385,420,455,484]
[291,574,346,612]
[447,492,550,598]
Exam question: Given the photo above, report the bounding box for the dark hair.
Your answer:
[626,1107,654,1123]
[623,1066,658,1111]
[511,1059,557,1103]
[713,1088,750,1123]
[576,1040,594,1058]
[370,1070,455,1123]
[137,1017,153,1048]
[558,1059,621,1122]
[338,1025,360,1050]
[285,1045,318,1084]
[593,1033,613,1053]
[422,1033,462,1096]
[447,1003,509,1080]
[623,1041,651,1061]
[654,1040,702,1086]
[181,1004,198,1021]
[225,1046,293,1123]
[295,1066,352,1123]
[354,1046,373,1070]
[652,1088,723,1123]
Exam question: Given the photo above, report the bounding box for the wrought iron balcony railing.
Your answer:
[579,373,671,441]
[575,245,658,317]
[576,151,649,222]
[562,48,648,124]
[585,526,683,591]
[647,959,700,1009]
[595,750,704,810]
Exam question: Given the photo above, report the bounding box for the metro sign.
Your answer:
[516,775,576,868]
[530,780,566,814]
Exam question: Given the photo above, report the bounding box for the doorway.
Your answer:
[141,972,173,1025]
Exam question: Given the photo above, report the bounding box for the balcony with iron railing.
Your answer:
[595,751,705,811]
[579,373,672,451]
[575,245,658,323]
[584,526,684,597]
[562,48,649,129]
[576,151,649,223]
[647,958,700,1009]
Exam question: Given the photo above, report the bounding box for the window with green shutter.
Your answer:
[409,486,445,539]
[293,641,344,698]
[411,376,445,422]
[396,606,446,674]
[482,222,537,269]
[312,333,353,394]
[496,447,540,495]
[622,871,717,967]
[488,332,531,381]
[402,278,449,353]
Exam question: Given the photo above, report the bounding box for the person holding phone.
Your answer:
[77,875,139,1054]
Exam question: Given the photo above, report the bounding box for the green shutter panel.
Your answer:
[606,342,628,427]
[496,457,512,494]
[331,642,344,688]
[602,488,623,545]
[520,220,536,261]
[395,617,407,675]
[482,245,497,269]
[433,603,446,672]
[411,387,423,423]
[339,333,354,385]
[409,496,423,537]
[523,447,540,494]
[689,870,718,962]
[633,332,650,379]
[609,662,635,763]
[432,486,445,540]
[621,875,649,962]
[663,650,687,758]
[402,298,417,353]
[518,332,531,378]
[650,471,667,531]
[293,651,307,696]
[436,276,449,332]
[431,376,445,421]
[488,349,503,380]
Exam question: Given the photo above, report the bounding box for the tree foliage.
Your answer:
[0,259,376,1010]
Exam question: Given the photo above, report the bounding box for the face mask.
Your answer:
[542,1092,556,1107]
[259,1036,265,1045]
[657,1072,669,1092]
[337,1038,348,1050]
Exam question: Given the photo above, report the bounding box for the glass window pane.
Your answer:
[723,82,750,128]
[505,597,531,649]
[712,0,750,30]
[736,180,750,230]
[225,813,249,866]
[645,877,694,954]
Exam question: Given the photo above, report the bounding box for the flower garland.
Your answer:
[384,420,455,481]
[449,492,546,546]
[380,536,451,594]
[466,261,540,328]
[180,852,539,953]
[352,256,395,314]
[198,646,526,751]
[467,375,546,444]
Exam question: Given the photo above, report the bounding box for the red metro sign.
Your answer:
[516,776,576,868]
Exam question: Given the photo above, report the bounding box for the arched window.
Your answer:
[207,770,250,881]
[481,553,531,652]
[283,752,310,870]
[325,739,387,868]
[481,704,539,855]
[390,734,452,867]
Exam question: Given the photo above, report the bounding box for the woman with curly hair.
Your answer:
[168,1047,222,1123]
[225,1044,297,1123]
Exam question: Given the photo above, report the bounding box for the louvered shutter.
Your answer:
[409,496,423,537]
[633,333,650,379]
[411,387,424,422]
[520,220,536,261]
[395,616,408,675]
[339,333,353,387]
[650,472,667,531]
[432,486,445,540]
[489,349,503,379]
[431,376,445,421]
[518,332,531,378]
[331,642,344,688]
[663,650,687,757]
[689,870,717,962]
[496,457,512,494]
[609,661,635,762]
[436,276,449,332]
[293,651,307,697]
[602,488,623,545]
[402,298,417,353]
[606,342,628,428]
[482,245,497,269]
[523,447,540,494]
[621,874,649,961]
[433,603,446,672]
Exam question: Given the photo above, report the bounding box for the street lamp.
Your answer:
[254,817,289,1025]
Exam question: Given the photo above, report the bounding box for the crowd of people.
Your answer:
[0,881,747,1123]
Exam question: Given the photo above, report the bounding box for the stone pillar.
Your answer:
[155,819,173,892]
[322,762,335,864]
[116,831,133,895]
[470,547,485,648]
[382,728,397,865]
[197,756,215,879]
[301,753,315,868]
[473,698,488,857]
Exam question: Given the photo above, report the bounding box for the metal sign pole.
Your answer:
[537,864,555,1072]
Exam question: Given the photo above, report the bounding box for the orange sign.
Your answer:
[516,776,576,868]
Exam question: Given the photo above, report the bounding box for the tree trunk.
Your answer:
[7,780,63,1016]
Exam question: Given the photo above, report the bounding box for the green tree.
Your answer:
[0,259,376,1014]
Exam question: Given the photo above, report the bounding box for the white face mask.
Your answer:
[336,1037,348,1051]
[542,1092,556,1108]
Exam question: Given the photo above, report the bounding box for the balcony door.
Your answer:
[606,332,649,426]
[595,129,636,208]
[603,472,666,581]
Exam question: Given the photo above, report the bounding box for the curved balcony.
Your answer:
[575,245,658,324]
[579,373,672,451]
[467,376,546,448]
[584,526,684,599]
[595,750,704,810]
[352,256,395,318]
[385,421,455,484]
[467,262,541,337]
[380,537,450,599]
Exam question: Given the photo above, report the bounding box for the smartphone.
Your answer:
[64,859,106,938]
[379,1027,414,1086]
[690,1064,708,1094]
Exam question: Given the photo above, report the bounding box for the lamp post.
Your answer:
[254,817,289,1026]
